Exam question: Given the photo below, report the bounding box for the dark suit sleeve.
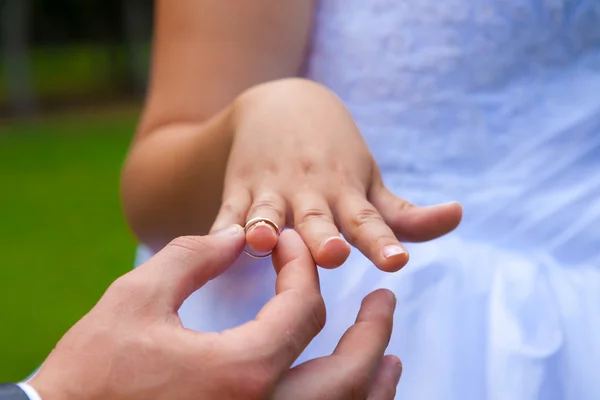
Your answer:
[0,384,31,400]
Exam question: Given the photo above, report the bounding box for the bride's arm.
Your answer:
[121,0,315,250]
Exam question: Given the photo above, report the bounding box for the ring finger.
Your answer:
[245,190,287,257]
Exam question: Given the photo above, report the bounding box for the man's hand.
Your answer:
[273,289,402,400]
[29,227,401,399]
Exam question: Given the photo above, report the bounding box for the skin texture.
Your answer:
[121,0,463,271]
[29,230,402,400]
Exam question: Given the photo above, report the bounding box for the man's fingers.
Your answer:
[271,357,344,400]
[271,288,399,400]
[135,226,245,310]
[233,230,325,375]
[333,289,396,365]
[367,355,403,400]
[273,354,401,400]
[271,230,322,295]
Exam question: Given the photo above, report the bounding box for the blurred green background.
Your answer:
[0,0,152,381]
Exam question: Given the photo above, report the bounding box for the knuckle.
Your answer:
[108,273,146,298]
[297,155,318,175]
[374,233,397,246]
[104,273,154,311]
[345,207,384,243]
[297,207,334,227]
[220,201,246,221]
[166,235,218,265]
[249,198,284,220]
[168,235,214,256]
[351,208,384,228]
[264,160,281,175]
[330,172,364,198]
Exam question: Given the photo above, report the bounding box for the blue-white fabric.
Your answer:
[137,1,600,398]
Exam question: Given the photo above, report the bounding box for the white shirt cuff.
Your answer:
[17,383,42,400]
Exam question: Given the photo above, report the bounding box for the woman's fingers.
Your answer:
[292,192,351,268]
[244,190,287,256]
[213,179,457,268]
[335,191,409,272]
[212,187,285,258]
[210,187,252,233]
[370,184,463,242]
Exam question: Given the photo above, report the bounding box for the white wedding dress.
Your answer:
[136,1,600,398]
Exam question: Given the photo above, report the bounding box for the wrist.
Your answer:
[233,78,347,136]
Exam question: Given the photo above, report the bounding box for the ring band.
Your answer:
[243,217,281,258]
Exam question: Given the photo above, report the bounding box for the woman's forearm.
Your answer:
[121,107,235,251]
[121,0,314,249]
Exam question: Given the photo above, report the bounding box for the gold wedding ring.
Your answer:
[243,217,281,258]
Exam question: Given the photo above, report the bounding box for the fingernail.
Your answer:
[393,362,402,385]
[213,225,241,237]
[428,200,460,208]
[390,291,398,308]
[321,236,349,249]
[383,244,407,260]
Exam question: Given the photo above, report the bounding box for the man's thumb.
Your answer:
[137,225,245,310]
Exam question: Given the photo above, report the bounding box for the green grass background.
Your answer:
[0,44,150,104]
[0,108,139,381]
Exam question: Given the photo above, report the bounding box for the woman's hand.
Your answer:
[210,79,462,271]
[122,0,460,265]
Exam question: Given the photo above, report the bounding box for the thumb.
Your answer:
[370,185,463,242]
[137,225,245,311]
